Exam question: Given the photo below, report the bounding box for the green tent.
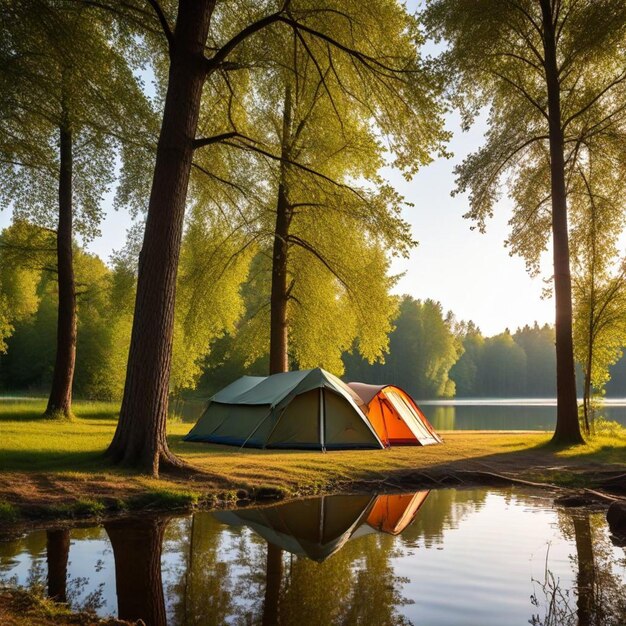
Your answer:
[184,368,383,450]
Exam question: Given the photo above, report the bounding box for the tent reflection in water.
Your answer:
[348,382,442,447]
[184,368,383,450]
[214,491,430,562]
[365,492,431,535]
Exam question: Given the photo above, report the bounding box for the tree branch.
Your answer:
[146,0,174,54]
[192,131,241,149]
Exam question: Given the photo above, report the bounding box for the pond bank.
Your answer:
[1,429,625,533]
[0,587,134,625]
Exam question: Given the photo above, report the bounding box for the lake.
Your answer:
[419,399,626,431]
[172,396,626,432]
[1,487,625,625]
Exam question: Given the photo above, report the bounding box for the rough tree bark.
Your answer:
[45,114,77,419]
[106,0,216,475]
[269,84,293,376]
[540,0,584,444]
[46,529,70,603]
[105,517,168,626]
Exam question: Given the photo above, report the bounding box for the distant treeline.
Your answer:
[343,296,626,399]
[3,283,626,400]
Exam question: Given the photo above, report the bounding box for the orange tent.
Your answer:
[366,491,430,535]
[348,382,442,447]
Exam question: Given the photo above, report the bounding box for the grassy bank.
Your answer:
[1,398,625,524]
[0,587,130,625]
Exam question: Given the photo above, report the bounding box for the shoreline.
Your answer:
[1,446,624,534]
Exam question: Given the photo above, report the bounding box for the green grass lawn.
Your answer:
[1,398,625,519]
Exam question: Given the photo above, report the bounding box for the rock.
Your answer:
[606,501,626,538]
[555,494,594,507]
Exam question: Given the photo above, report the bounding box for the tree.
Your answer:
[0,223,128,399]
[424,0,626,443]
[229,6,446,376]
[0,0,152,418]
[0,224,43,353]
[106,0,446,475]
[571,157,626,433]
[449,321,483,397]
[513,324,556,397]
[478,331,527,397]
[344,296,462,398]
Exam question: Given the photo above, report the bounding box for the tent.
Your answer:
[184,368,383,450]
[347,382,442,446]
[213,494,376,562]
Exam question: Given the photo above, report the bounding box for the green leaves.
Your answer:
[0,0,155,237]
[426,0,626,269]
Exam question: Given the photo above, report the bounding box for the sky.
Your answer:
[0,3,557,338]
[385,110,554,335]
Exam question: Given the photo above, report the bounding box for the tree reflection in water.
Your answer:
[2,489,626,625]
[105,516,170,626]
[46,529,69,602]
[530,509,626,626]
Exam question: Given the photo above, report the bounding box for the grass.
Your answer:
[1,398,625,522]
[0,586,123,625]
[0,502,18,523]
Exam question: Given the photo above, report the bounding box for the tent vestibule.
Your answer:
[347,382,442,447]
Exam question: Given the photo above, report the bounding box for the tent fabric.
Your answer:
[365,491,430,535]
[214,494,376,562]
[184,368,383,450]
[347,382,442,447]
[213,490,431,562]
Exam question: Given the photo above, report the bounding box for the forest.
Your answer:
[0,0,625,475]
[3,241,626,402]
[2,4,626,625]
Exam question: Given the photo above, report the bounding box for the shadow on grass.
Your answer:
[0,408,49,422]
[0,401,120,422]
[0,449,110,473]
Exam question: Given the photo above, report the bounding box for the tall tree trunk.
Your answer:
[45,116,76,419]
[46,529,70,603]
[269,84,293,376]
[583,356,592,435]
[572,513,596,626]
[105,517,168,626]
[540,0,584,444]
[106,0,216,475]
[262,542,283,626]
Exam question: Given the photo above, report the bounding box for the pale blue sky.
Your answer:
[0,3,556,337]
[385,109,554,335]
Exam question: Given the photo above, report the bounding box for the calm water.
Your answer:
[5,396,626,432]
[171,397,626,431]
[419,399,626,431]
[1,488,625,625]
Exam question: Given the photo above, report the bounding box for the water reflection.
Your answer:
[46,529,69,602]
[105,517,169,626]
[1,489,625,625]
[420,401,626,430]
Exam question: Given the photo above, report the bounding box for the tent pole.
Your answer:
[239,407,274,450]
[319,388,326,452]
